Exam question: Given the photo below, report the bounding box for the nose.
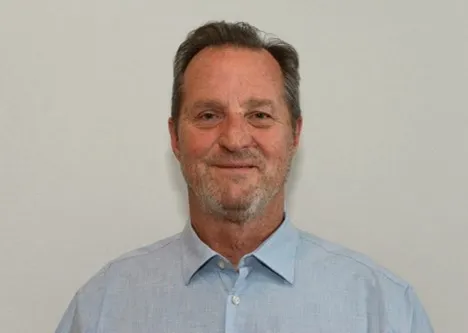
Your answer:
[218,112,253,152]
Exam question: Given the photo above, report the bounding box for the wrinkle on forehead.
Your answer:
[182,46,285,110]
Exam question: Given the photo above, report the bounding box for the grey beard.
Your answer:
[181,147,295,224]
[200,191,268,224]
[194,164,292,224]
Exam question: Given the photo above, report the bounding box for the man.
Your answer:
[55,21,433,333]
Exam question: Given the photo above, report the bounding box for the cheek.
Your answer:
[179,131,215,161]
[258,135,293,164]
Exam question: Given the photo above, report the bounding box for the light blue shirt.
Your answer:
[55,217,433,333]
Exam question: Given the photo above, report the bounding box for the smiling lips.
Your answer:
[214,163,256,168]
[211,163,257,172]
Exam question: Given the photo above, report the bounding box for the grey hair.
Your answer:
[171,20,301,131]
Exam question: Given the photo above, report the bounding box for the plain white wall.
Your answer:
[1,1,467,332]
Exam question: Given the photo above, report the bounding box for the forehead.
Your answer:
[182,46,284,105]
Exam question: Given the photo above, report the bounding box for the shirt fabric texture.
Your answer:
[55,217,433,333]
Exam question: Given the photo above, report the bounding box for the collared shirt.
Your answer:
[55,217,433,333]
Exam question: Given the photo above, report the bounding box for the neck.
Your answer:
[188,191,286,267]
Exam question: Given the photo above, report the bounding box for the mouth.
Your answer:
[214,164,255,168]
[211,164,257,172]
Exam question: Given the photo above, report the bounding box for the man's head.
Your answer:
[168,21,302,223]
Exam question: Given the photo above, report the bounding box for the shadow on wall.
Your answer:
[165,145,305,219]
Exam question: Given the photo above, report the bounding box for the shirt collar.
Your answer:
[251,216,299,284]
[180,222,217,285]
[180,215,300,285]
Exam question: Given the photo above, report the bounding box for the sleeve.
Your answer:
[54,295,83,333]
[54,265,110,333]
[406,287,434,333]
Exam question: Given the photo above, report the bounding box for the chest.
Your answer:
[97,274,389,333]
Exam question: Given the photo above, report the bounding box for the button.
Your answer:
[217,260,225,269]
[231,295,240,305]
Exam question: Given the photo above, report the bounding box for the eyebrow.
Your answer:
[189,99,225,111]
[241,98,275,110]
[188,98,275,112]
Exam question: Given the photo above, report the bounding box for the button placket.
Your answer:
[228,265,250,305]
[224,260,252,333]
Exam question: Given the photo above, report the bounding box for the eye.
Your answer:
[252,112,271,119]
[247,111,274,127]
[198,111,219,120]
[193,111,223,128]
[196,111,219,121]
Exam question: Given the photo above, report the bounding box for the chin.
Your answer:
[220,189,265,208]
[222,186,256,201]
[218,195,253,208]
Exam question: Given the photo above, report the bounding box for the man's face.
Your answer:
[169,46,302,222]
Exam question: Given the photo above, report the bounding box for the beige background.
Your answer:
[1,1,467,332]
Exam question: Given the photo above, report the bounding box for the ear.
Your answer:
[168,117,181,161]
[292,116,303,149]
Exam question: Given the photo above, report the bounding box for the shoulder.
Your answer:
[55,233,183,332]
[78,232,183,296]
[296,229,410,292]
[294,229,433,331]
[295,229,427,327]
[108,232,182,268]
